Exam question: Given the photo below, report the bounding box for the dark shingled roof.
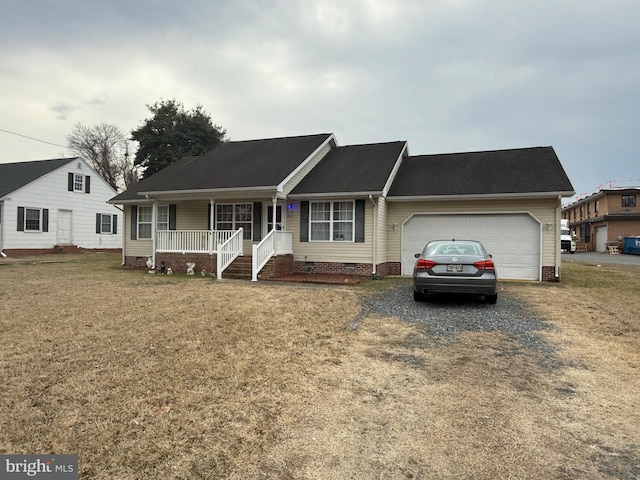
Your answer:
[387,147,574,197]
[290,141,407,195]
[0,158,76,198]
[111,133,333,202]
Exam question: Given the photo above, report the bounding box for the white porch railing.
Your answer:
[217,228,243,279]
[156,230,236,253]
[252,230,293,281]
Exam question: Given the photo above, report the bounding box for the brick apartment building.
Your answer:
[562,187,640,252]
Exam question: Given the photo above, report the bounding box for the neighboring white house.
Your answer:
[0,157,122,255]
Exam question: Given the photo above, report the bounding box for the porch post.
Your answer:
[151,198,157,269]
[209,199,215,254]
[271,197,277,251]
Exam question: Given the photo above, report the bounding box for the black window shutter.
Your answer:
[96,213,101,233]
[169,204,177,230]
[253,202,262,241]
[130,205,138,240]
[300,201,309,242]
[85,176,91,193]
[68,173,74,191]
[42,209,49,232]
[113,215,117,234]
[355,199,365,243]
[207,204,212,230]
[17,206,25,231]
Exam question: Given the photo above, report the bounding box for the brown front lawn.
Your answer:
[0,254,638,479]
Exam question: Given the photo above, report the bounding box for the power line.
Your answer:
[0,127,68,148]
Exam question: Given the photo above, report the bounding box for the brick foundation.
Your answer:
[3,247,121,257]
[541,266,559,282]
[292,260,395,278]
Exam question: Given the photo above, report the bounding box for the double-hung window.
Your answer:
[310,201,354,241]
[96,214,117,234]
[137,206,153,239]
[157,206,169,231]
[73,174,84,192]
[216,203,252,240]
[100,214,113,234]
[25,208,42,231]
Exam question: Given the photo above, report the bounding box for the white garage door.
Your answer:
[402,214,541,280]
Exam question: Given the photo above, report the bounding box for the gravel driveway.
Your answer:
[364,282,557,360]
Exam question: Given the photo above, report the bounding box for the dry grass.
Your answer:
[0,254,638,479]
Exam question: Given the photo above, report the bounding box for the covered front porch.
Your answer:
[154,228,293,280]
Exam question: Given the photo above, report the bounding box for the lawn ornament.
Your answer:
[186,262,196,275]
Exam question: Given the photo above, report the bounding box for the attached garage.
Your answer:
[402,213,541,280]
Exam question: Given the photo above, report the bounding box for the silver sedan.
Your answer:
[413,239,498,304]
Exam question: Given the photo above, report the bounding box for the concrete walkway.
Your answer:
[561,251,640,266]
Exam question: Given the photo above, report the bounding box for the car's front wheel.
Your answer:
[485,293,498,304]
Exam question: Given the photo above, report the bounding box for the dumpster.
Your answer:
[623,236,640,255]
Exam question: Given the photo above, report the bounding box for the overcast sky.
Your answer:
[1,0,639,202]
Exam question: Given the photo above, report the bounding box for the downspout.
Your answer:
[146,195,157,269]
[555,196,561,279]
[368,195,377,276]
[0,200,5,257]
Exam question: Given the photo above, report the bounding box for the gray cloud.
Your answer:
[1,0,639,198]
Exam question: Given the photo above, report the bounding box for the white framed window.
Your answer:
[100,214,112,234]
[310,201,354,241]
[73,174,84,192]
[25,208,42,231]
[157,205,169,231]
[97,214,117,234]
[216,203,252,240]
[137,206,153,239]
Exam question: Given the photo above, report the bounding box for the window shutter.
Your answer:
[130,205,138,240]
[17,207,25,231]
[207,204,212,230]
[42,209,49,232]
[169,204,177,230]
[300,201,309,242]
[253,202,262,241]
[355,199,365,243]
[96,213,101,233]
[113,215,118,234]
[68,173,74,191]
[85,176,91,193]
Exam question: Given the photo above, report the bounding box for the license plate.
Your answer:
[447,264,463,272]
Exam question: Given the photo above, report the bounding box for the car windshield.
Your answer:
[424,241,484,256]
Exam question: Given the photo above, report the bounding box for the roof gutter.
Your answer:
[288,191,383,200]
[386,191,576,202]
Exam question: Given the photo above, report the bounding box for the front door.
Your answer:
[267,205,283,231]
[57,209,72,244]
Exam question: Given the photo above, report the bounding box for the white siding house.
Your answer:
[0,157,122,255]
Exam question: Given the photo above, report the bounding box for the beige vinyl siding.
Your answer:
[375,196,389,264]
[387,197,559,268]
[281,142,332,194]
[123,205,153,257]
[288,199,375,263]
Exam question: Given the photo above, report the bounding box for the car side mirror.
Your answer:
[414,253,421,258]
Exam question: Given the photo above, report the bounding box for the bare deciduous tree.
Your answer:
[67,123,139,191]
